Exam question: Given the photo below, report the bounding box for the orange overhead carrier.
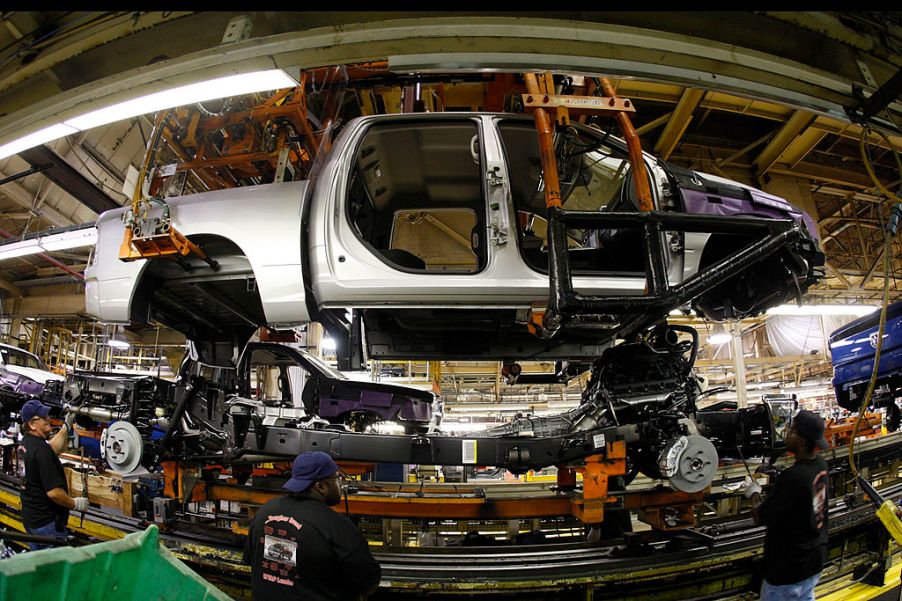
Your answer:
[521,72,653,212]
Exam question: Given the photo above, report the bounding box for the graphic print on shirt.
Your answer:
[264,534,297,565]
[812,470,828,529]
[259,514,303,587]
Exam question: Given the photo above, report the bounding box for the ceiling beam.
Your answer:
[823,261,853,289]
[753,110,817,176]
[653,88,705,160]
[17,145,120,214]
[779,126,829,168]
[769,163,877,190]
[0,277,22,297]
[860,245,887,286]
[635,111,672,136]
[0,168,71,227]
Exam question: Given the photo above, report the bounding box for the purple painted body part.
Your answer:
[680,188,819,242]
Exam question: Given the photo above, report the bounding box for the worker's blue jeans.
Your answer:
[25,522,68,551]
[760,573,819,601]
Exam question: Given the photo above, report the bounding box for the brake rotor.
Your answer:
[100,421,144,473]
[658,434,719,494]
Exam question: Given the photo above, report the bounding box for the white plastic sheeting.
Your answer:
[765,315,856,357]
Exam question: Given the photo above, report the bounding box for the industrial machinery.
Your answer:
[73,71,827,533]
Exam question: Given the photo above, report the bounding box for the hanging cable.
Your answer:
[847,229,891,478]
[858,125,902,204]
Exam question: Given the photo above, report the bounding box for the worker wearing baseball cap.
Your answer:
[243,451,381,600]
[18,399,87,550]
[742,409,830,600]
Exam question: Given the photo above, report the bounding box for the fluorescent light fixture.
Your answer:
[0,226,99,262]
[64,69,297,130]
[107,327,130,349]
[0,69,298,160]
[37,227,98,251]
[0,123,78,159]
[708,332,732,345]
[767,304,878,317]
[0,238,42,260]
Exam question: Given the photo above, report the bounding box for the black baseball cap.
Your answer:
[793,409,829,450]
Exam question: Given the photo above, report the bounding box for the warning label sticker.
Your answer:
[462,439,477,464]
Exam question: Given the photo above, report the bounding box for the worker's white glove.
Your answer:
[741,477,762,499]
[63,410,76,431]
[72,497,89,512]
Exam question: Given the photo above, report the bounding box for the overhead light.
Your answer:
[0,123,78,159]
[36,227,98,251]
[64,69,297,130]
[107,327,130,349]
[0,238,42,260]
[708,332,732,345]
[0,69,298,160]
[766,304,878,317]
[0,226,98,261]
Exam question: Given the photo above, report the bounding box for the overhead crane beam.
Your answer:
[17,145,120,214]
[653,87,705,160]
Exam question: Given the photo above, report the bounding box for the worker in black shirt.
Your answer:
[742,409,829,601]
[18,399,88,550]
[243,451,381,600]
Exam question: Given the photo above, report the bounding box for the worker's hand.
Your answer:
[64,410,76,431]
[740,477,762,499]
[72,497,89,512]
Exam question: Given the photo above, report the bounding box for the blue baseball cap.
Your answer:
[283,452,339,493]
[20,399,50,423]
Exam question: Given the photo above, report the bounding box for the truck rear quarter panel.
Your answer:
[85,181,311,327]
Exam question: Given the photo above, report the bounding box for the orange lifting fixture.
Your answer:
[119,109,218,268]
[521,72,653,212]
[522,72,653,332]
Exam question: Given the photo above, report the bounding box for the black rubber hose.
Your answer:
[666,324,699,375]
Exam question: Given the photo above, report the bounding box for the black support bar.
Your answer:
[544,210,807,335]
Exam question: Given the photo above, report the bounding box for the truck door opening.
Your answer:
[346,120,487,273]
[497,120,654,274]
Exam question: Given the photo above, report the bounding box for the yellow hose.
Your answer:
[848,231,891,477]
[859,126,902,204]
[850,124,902,475]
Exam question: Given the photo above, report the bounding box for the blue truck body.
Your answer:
[829,302,902,429]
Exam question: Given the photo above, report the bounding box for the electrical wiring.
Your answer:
[850,119,902,475]
[847,229,891,478]
[858,125,902,204]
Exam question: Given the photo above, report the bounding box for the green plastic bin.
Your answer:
[0,525,232,601]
